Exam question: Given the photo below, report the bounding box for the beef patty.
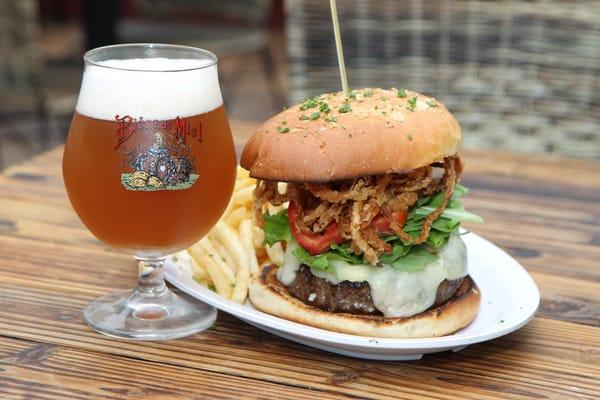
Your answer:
[287,265,464,315]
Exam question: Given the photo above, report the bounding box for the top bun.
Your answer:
[240,88,461,182]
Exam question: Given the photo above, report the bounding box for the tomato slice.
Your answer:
[288,201,344,255]
[370,211,408,235]
[288,202,408,255]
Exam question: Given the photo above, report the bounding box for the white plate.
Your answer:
[164,232,540,360]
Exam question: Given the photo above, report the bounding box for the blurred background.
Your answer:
[1,0,599,169]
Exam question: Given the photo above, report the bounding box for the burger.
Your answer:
[241,88,483,338]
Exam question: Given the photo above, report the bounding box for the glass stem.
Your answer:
[135,256,167,296]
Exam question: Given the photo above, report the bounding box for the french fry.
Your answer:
[221,199,234,220]
[265,242,285,267]
[253,226,265,248]
[188,242,233,298]
[224,180,253,217]
[239,219,259,275]
[234,177,254,191]
[233,185,254,206]
[170,250,210,285]
[209,235,236,271]
[236,167,250,179]
[197,238,236,282]
[212,222,250,303]
[226,206,249,228]
[185,166,284,303]
[186,250,209,282]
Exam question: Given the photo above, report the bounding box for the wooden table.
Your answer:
[1,121,599,399]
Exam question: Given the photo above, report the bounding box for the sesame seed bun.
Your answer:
[240,88,461,182]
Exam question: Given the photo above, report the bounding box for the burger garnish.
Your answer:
[255,154,480,270]
[242,88,483,338]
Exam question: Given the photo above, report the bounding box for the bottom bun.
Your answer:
[249,265,481,338]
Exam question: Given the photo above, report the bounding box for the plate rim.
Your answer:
[165,231,540,350]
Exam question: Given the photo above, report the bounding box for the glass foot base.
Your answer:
[83,288,217,340]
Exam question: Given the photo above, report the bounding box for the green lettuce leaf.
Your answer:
[292,246,331,270]
[329,242,364,264]
[453,184,469,198]
[391,248,439,272]
[294,241,438,274]
[414,204,484,224]
[431,217,461,233]
[263,210,292,246]
[378,243,410,264]
[292,242,364,271]
[426,229,450,248]
[413,184,483,224]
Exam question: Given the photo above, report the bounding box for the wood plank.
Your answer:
[532,272,600,326]
[0,337,348,400]
[0,197,82,228]
[2,143,600,399]
[461,148,600,190]
[0,282,598,400]
[3,225,600,328]
[0,236,133,291]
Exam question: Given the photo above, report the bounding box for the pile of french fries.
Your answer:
[180,167,285,304]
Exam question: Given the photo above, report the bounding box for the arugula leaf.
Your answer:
[379,243,410,264]
[416,195,431,207]
[426,229,450,248]
[262,210,292,246]
[292,246,331,270]
[292,242,364,270]
[431,217,461,233]
[416,184,468,209]
[415,206,484,224]
[453,184,469,198]
[391,248,439,272]
[427,191,446,208]
[329,243,364,264]
[402,219,425,232]
[412,184,483,224]
[389,186,480,249]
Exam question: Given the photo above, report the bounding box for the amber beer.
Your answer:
[64,45,237,340]
[63,51,236,255]
[64,107,235,253]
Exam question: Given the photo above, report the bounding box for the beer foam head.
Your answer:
[76,58,223,121]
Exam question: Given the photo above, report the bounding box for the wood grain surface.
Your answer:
[0,121,599,399]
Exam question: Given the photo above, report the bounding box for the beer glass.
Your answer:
[63,44,236,339]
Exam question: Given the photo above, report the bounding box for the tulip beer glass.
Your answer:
[63,44,236,339]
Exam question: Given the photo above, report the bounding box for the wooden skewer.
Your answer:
[329,0,350,97]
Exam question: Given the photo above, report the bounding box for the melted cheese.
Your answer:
[277,241,302,285]
[277,234,467,318]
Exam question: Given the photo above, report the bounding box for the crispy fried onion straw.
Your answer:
[253,180,287,227]
[253,156,461,263]
[383,156,459,246]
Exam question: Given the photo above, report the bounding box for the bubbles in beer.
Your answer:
[76,58,223,121]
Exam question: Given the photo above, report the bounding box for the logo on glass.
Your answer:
[115,115,201,191]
